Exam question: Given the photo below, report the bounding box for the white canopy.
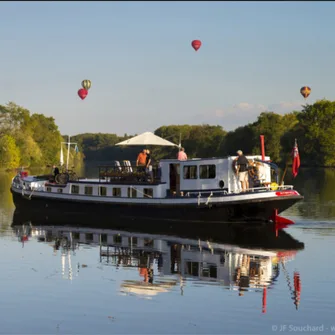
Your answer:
[121,283,170,296]
[115,131,178,147]
[120,280,177,296]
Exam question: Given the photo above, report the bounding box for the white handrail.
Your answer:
[186,185,294,197]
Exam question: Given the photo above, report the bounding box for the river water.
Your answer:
[1,167,335,334]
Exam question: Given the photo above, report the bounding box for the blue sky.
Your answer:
[1,1,335,136]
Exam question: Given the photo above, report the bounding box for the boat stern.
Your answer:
[268,189,304,224]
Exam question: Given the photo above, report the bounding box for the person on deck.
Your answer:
[145,149,151,168]
[145,149,153,181]
[234,150,249,192]
[136,149,147,172]
[177,147,187,160]
[52,165,60,180]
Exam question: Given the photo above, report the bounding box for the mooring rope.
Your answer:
[130,186,152,198]
[205,192,213,205]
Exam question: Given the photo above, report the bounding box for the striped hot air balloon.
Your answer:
[81,79,91,90]
[300,86,311,99]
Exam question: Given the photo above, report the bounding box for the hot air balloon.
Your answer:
[191,40,201,51]
[78,88,88,100]
[81,79,91,90]
[300,86,311,99]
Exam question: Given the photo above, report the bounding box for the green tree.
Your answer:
[297,100,335,166]
[0,134,20,168]
[30,114,63,165]
[222,124,256,156]
[0,102,30,136]
[15,134,43,167]
[154,124,227,160]
[251,112,297,162]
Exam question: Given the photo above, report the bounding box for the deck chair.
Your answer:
[112,161,123,180]
[123,160,133,173]
[114,161,122,171]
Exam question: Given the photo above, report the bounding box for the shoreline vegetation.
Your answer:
[1,99,335,170]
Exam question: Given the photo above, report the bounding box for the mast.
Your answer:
[61,136,78,171]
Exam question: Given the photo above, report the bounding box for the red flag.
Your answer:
[292,139,300,178]
[293,271,301,310]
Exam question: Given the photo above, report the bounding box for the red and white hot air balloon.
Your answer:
[191,40,202,52]
[78,88,88,100]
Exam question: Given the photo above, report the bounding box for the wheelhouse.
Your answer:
[160,155,276,196]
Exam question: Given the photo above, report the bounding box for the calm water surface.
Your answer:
[1,167,335,334]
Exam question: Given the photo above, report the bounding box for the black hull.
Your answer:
[12,207,304,252]
[11,189,302,224]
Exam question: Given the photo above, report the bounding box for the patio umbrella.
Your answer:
[115,132,179,147]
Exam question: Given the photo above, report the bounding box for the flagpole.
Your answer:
[60,144,64,166]
[280,162,288,186]
[281,138,299,185]
[66,135,71,170]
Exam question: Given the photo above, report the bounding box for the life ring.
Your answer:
[270,182,279,191]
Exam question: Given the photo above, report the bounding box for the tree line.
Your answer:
[72,99,335,167]
[0,102,85,169]
[1,99,335,169]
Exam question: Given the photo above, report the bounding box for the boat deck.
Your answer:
[45,178,165,187]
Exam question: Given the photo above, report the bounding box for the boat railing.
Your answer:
[244,184,294,193]
[98,163,160,183]
[184,184,294,198]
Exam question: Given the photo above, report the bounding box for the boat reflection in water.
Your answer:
[12,209,303,312]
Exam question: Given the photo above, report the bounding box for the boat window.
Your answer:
[100,234,107,243]
[201,264,217,278]
[128,237,138,247]
[85,186,93,195]
[99,186,107,196]
[113,188,121,197]
[113,235,122,244]
[143,188,153,198]
[71,185,80,194]
[57,188,63,193]
[46,187,52,192]
[128,187,137,198]
[85,233,93,241]
[144,238,154,247]
[183,165,198,179]
[199,165,216,179]
[73,233,80,240]
[186,261,199,276]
